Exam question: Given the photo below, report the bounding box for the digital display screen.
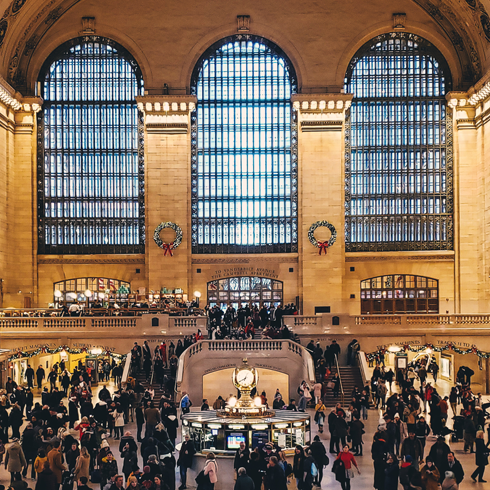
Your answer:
[227,433,246,449]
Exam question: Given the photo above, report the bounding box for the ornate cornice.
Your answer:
[136,95,196,134]
[38,256,145,265]
[292,93,352,131]
[192,256,299,264]
[345,254,454,262]
[0,74,21,110]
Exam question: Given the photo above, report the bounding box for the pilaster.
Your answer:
[293,93,353,315]
[137,95,197,295]
[7,97,42,307]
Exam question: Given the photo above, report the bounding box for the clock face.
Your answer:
[236,369,254,387]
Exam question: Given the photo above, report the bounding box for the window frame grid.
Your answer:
[190,34,298,254]
[37,36,145,255]
[344,32,453,252]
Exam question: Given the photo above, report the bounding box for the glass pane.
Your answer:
[191,36,297,254]
[345,32,452,252]
[38,38,144,254]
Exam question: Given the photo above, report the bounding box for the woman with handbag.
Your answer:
[196,452,218,490]
[335,445,360,490]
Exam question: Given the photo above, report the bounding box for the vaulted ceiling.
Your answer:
[1,0,490,94]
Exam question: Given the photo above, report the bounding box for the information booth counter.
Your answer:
[182,410,310,454]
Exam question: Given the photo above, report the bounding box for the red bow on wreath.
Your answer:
[318,241,329,255]
[162,243,174,256]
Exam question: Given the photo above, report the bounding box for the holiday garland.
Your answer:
[308,220,337,254]
[153,221,183,256]
[366,342,490,361]
[8,345,126,362]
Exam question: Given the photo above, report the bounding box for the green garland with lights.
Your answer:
[8,345,126,362]
[366,342,490,362]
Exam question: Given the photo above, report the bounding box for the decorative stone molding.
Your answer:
[38,256,145,265]
[393,13,406,30]
[79,16,95,35]
[446,91,476,129]
[136,95,197,134]
[291,94,353,132]
[345,254,454,262]
[192,256,299,264]
[237,15,250,32]
[0,75,22,110]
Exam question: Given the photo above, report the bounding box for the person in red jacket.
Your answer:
[336,445,360,490]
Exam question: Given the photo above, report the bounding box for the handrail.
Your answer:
[121,351,132,388]
[334,353,344,406]
[356,351,370,387]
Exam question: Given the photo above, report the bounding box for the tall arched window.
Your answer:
[191,35,298,254]
[344,32,453,252]
[37,37,145,254]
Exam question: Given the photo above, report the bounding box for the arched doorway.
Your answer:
[207,277,283,309]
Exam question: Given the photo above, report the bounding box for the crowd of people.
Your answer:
[0,329,489,490]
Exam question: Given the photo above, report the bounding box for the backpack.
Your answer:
[311,462,318,477]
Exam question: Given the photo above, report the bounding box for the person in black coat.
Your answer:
[25,365,35,389]
[372,431,390,490]
[440,451,464,485]
[234,441,250,475]
[68,397,79,429]
[266,456,287,490]
[310,435,327,486]
[36,366,45,390]
[35,461,58,490]
[234,467,255,490]
[384,454,399,490]
[471,431,488,482]
[177,433,196,489]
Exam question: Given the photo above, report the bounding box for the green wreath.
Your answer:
[153,222,183,256]
[308,220,337,254]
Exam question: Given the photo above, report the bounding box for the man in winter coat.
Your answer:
[25,365,35,389]
[47,440,67,486]
[440,451,464,485]
[4,438,26,483]
[177,433,196,490]
[266,456,287,490]
[234,467,255,490]
[36,366,45,389]
[401,432,423,466]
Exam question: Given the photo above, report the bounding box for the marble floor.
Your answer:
[0,377,488,490]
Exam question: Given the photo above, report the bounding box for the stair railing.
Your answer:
[334,353,345,406]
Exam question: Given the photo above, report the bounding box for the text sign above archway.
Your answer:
[211,266,279,280]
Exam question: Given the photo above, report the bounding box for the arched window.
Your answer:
[191,35,298,254]
[207,276,283,309]
[37,37,145,254]
[344,32,452,251]
[360,274,439,314]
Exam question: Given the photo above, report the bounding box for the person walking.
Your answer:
[47,441,67,489]
[4,438,26,483]
[234,467,255,490]
[314,401,326,433]
[73,446,90,482]
[178,433,196,490]
[36,366,45,390]
[197,452,218,490]
[310,435,328,487]
[471,430,488,483]
[420,457,441,490]
[384,453,399,490]
[335,445,360,490]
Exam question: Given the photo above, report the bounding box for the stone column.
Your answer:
[136,95,196,296]
[447,93,480,313]
[6,97,42,307]
[292,94,352,315]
